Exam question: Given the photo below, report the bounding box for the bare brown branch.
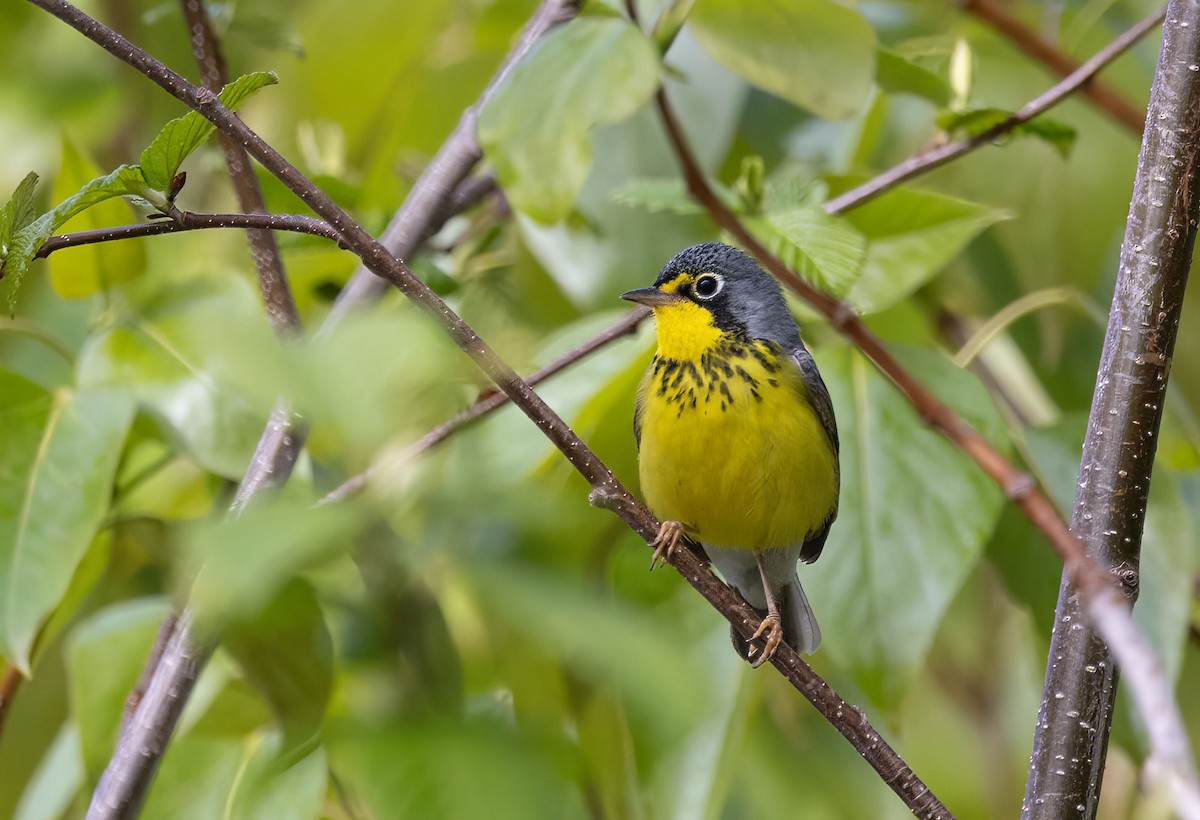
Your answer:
[960,0,1148,134]
[655,36,1200,815]
[34,210,343,259]
[824,7,1165,215]
[180,0,300,336]
[31,3,948,817]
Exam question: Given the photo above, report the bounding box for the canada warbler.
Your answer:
[622,242,840,666]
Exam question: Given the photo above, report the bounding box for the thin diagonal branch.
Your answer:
[655,50,1200,820]
[31,4,949,818]
[180,0,300,336]
[960,0,1148,134]
[824,6,1165,215]
[327,5,1160,501]
[320,307,650,504]
[34,210,343,259]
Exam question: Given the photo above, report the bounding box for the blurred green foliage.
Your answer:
[0,0,1197,818]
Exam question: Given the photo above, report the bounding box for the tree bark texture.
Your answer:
[1024,4,1200,817]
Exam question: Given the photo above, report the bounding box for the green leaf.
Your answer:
[689,0,876,121]
[828,180,1009,313]
[186,498,366,631]
[1,166,147,309]
[876,49,950,106]
[0,377,135,672]
[937,107,1077,158]
[65,598,172,780]
[139,71,278,192]
[223,580,333,750]
[469,562,708,732]
[330,719,582,820]
[14,723,84,820]
[48,139,146,298]
[805,346,1006,707]
[0,172,39,254]
[224,743,328,820]
[746,207,865,297]
[479,17,660,223]
[610,178,705,215]
[76,281,276,478]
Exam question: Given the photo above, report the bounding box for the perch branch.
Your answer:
[30,2,948,817]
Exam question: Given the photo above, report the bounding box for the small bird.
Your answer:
[622,242,839,666]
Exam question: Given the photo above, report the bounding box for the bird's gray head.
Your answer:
[621,242,802,349]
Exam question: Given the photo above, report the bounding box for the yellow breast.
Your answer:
[637,338,837,551]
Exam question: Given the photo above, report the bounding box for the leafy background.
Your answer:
[1,0,1198,818]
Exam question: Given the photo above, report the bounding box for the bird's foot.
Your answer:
[748,612,783,668]
[650,520,686,570]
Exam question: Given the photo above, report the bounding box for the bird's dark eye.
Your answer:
[693,274,723,300]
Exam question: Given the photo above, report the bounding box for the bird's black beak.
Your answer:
[620,287,680,307]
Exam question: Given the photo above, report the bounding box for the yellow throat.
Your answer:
[636,299,837,550]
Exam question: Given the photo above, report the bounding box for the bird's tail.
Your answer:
[781,577,822,655]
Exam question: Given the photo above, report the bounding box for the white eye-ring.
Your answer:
[693,273,724,300]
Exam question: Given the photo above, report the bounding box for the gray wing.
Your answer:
[792,346,839,563]
[633,379,646,450]
[792,347,838,455]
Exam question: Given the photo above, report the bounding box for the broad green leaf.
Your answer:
[0,166,147,309]
[937,107,1077,158]
[479,17,660,222]
[76,282,274,478]
[469,562,707,732]
[746,207,865,297]
[48,139,146,298]
[185,498,366,631]
[689,0,876,121]
[876,49,950,106]
[0,172,39,254]
[805,346,1006,707]
[828,180,1010,313]
[224,743,327,820]
[610,178,705,215]
[139,71,279,192]
[331,719,584,820]
[223,580,333,750]
[14,723,83,820]
[0,379,134,672]
[65,598,172,780]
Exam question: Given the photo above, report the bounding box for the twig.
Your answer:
[32,3,949,817]
[323,8,1162,501]
[35,2,575,818]
[824,7,1165,215]
[180,0,301,336]
[960,0,1149,134]
[1025,1,1200,815]
[321,307,650,504]
[34,210,343,259]
[118,613,177,738]
[655,26,1200,820]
